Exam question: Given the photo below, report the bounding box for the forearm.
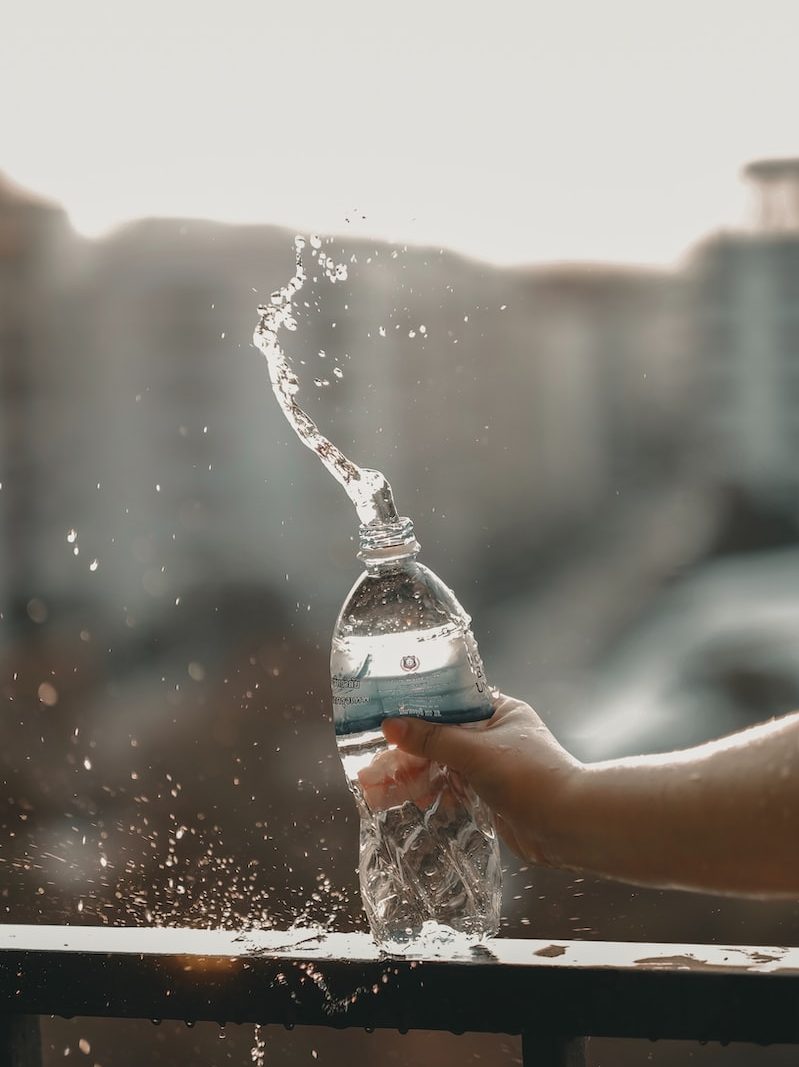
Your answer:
[548,712,799,896]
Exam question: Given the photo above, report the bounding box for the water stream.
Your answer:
[253,236,399,526]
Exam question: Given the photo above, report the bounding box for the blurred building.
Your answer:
[0,175,78,619]
[69,217,304,615]
[690,158,799,510]
[0,160,793,641]
[301,245,690,595]
[512,265,688,513]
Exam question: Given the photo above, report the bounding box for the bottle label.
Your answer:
[331,642,493,736]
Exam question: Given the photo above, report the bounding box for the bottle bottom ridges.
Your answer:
[339,730,501,952]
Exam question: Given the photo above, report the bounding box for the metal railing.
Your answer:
[1,925,799,1065]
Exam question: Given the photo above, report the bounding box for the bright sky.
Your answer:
[2,0,798,265]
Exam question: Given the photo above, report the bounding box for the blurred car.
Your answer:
[571,547,799,760]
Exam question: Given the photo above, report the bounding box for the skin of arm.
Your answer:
[381,695,799,897]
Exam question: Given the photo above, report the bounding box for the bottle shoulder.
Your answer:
[334,559,468,638]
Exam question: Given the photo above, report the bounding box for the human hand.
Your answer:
[379,699,799,896]
[381,694,582,865]
[357,747,453,813]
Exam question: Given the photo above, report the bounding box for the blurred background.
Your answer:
[2,2,799,1064]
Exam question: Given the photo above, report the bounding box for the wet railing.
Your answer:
[1,926,799,1065]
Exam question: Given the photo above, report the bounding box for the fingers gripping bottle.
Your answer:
[331,514,502,951]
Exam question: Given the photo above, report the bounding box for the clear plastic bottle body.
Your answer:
[331,525,501,952]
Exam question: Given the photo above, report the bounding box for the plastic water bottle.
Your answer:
[331,514,502,951]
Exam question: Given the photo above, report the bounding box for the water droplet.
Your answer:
[27,598,48,623]
[188,662,206,681]
[67,529,78,543]
[89,559,98,572]
[37,682,58,707]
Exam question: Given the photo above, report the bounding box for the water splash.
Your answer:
[251,1024,266,1065]
[253,236,398,526]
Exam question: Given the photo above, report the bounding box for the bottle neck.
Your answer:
[357,517,420,568]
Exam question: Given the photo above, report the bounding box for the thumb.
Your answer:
[382,715,483,776]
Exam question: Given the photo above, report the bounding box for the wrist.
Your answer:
[520,757,590,870]
[536,758,669,885]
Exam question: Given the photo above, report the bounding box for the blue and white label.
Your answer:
[332,641,492,736]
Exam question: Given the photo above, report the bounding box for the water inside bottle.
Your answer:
[338,729,500,953]
[332,607,500,950]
